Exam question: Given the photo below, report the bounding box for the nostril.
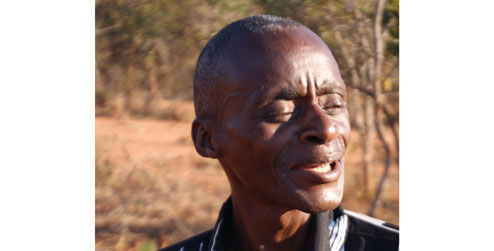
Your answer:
[304,135,325,144]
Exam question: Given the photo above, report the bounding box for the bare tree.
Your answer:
[367,0,392,216]
[326,0,399,215]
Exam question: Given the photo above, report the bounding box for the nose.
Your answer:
[300,105,339,144]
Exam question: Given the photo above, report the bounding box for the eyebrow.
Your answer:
[316,80,346,96]
[273,87,304,100]
[271,81,346,101]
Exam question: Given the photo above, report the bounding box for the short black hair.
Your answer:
[193,14,304,120]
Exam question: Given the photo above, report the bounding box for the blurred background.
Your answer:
[95,0,399,250]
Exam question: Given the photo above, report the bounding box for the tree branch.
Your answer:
[367,0,389,217]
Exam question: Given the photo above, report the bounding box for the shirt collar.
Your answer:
[207,197,348,251]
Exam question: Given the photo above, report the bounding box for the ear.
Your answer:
[191,118,222,159]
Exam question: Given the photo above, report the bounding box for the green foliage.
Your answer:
[138,240,158,251]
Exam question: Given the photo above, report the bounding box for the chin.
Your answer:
[295,183,344,214]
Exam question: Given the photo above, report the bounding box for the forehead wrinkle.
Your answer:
[293,48,345,96]
[306,70,315,97]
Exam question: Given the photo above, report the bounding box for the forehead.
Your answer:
[221,27,346,102]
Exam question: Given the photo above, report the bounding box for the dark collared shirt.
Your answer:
[161,197,399,251]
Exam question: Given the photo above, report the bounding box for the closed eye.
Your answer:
[259,100,298,123]
[265,112,294,123]
[323,105,345,115]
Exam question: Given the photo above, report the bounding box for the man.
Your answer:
[161,15,398,251]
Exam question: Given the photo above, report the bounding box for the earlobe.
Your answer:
[191,118,222,159]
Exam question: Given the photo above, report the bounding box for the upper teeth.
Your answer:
[312,163,331,173]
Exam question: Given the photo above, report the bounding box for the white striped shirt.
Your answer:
[163,204,399,251]
[206,210,348,251]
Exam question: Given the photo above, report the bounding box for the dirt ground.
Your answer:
[95,103,399,250]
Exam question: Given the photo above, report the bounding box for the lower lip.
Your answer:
[291,161,341,184]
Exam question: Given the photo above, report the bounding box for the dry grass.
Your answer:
[95,101,399,250]
[96,94,195,122]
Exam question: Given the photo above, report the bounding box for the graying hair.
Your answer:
[193,14,304,120]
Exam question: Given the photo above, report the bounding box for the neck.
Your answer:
[228,191,311,251]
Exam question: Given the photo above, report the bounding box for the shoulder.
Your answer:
[344,210,399,251]
[159,229,213,251]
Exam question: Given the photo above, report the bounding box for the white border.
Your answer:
[0,1,94,250]
[401,1,494,250]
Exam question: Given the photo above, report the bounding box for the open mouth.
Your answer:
[296,160,338,173]
[291,159,342,184]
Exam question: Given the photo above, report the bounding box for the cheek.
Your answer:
[221,121,285,192]
[333,113,351,147]
[223,120,276,164]
[256,123,279,140]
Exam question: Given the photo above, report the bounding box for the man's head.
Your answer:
[192,15,350,213]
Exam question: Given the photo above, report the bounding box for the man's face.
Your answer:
[213,27,350,213]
